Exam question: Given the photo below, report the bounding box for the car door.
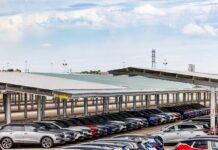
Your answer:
[178,125,198,140]
[23,125,41,144]
[162,125,181,143]
[11,125,25,143]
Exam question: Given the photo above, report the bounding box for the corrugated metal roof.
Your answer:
[109,67,218,87]
[35,73,193,90]
[0,72,123,90]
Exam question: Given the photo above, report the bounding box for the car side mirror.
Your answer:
[164,129,170,132]
[33,128,38,132]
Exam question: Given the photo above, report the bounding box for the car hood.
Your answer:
[68,126,90,130]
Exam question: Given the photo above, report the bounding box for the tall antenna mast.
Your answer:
[152,49,156,68]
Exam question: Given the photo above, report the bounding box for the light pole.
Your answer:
[163,59,168,69]
[50,62,54,73]
[62,60,68,73]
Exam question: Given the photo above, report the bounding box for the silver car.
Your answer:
[0,123,65,149]
[149,122,208,144]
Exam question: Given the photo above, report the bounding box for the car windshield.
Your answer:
[70,119,83,125]
[54,121,68,128]
[45,123,60,129]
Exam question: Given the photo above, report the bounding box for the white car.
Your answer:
[149,122,208,144]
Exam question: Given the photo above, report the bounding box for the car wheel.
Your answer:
[155,136,163,144]
[41,137,54,148]
[1,137,13,149]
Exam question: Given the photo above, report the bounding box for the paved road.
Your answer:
[11,122,178,150]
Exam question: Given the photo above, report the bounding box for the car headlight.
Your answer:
[55,134,62,137]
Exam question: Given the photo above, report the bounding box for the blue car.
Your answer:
[125,111,159,126]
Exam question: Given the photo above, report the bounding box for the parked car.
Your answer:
[95,139,152,150]
[103,113,140,130]
[174,136,218,150]
[0,123,65,149]
[39,121,86,140]
[118,112,149,127]
[149,122,208,144]
[33,121,76,142]
[141,110,168,124]
[148,109,177,122]
[81,142,129,150]
[126,111,159,126]
[158,107,182,120]
[112,134,164,150]
[91,115,127,132]
[68,117,113,135]
[64,145,114,150]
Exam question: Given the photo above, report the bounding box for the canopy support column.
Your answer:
[119,96,123,112]
[103,97,109,114]
[24,93,28,119]
[95,98,98,114]
[4,94,11,124]
[84,98,88,116]
[210,87,216,135]
[156,94,160,107]
[57,98,61,118]
[37,95,42,121]
[133,95,136,110]
[63,99,68,118]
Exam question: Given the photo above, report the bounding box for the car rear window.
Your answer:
[178,125,197,130]
[211,141,218,149]
[193,140,208,149]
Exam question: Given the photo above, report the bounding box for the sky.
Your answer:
[0,0,218,73]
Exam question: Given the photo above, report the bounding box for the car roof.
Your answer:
[82,142,125,147]
[96,139,140,144]
[7,123,35,126]
[179,121,208,125]
[65,145,113,150]
[182,136,218,142]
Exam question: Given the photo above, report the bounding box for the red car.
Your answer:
[174,143,206,150]
[174,136,218,150]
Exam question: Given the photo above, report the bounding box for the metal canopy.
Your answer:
[0,72,124,96]
[109,67,217,135]
[109,67,218,87]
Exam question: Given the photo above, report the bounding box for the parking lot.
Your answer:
[1,103,211,150]
[9,123,176,150]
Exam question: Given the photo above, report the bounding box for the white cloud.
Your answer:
[182,23,217,36]
[0,15,23,42]
[40,43,52,47]
[134,4,166,18]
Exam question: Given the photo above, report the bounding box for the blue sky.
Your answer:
[0,0,218,73]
